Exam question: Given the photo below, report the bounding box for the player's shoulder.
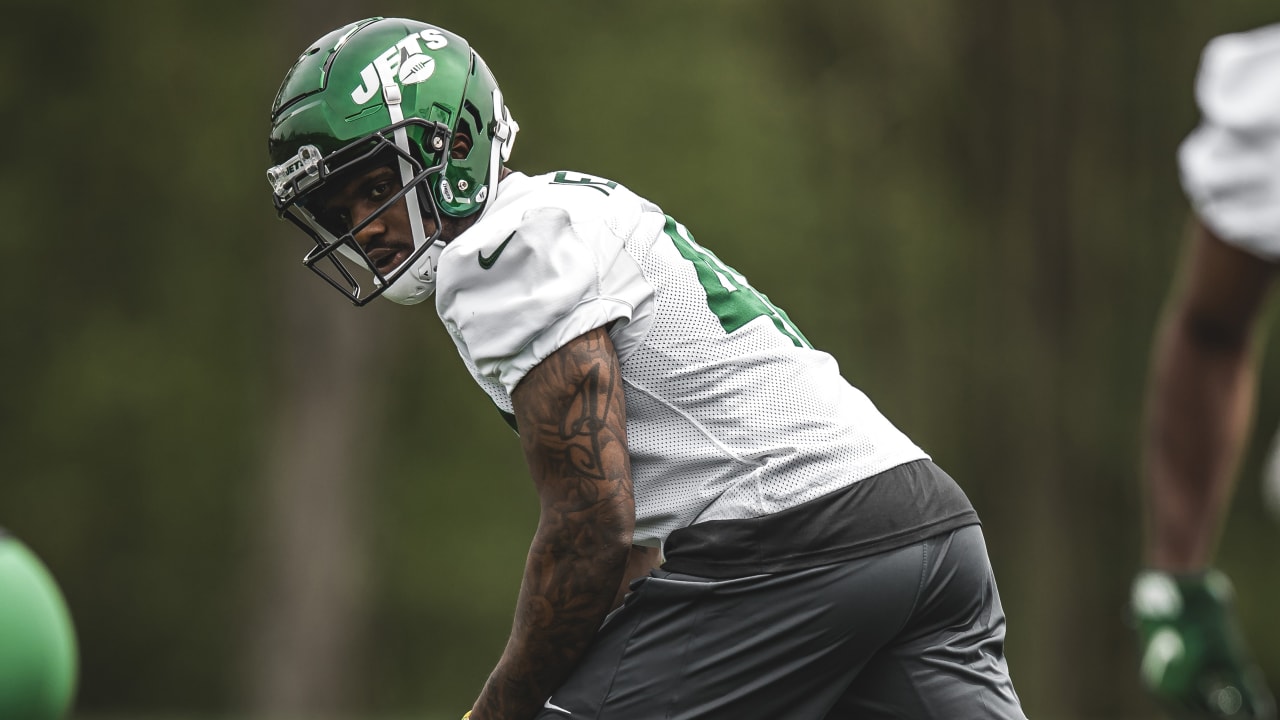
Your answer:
[1179,24,1280,258]
[1201,23,1280,69]
[512,169,655,220]
[439,169,657,274]
[434,171,654,389]
[1195,23,1280,128]
[436,171,639,316]
[440,170,625,258]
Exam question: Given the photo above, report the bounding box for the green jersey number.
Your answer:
[663,216,811,348]
[551,171,617,195]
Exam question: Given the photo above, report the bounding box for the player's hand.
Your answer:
[1131,569,1276,719]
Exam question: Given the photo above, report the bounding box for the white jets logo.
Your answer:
[350,28,449,105]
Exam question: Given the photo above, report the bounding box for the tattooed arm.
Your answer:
[470,326,635,720]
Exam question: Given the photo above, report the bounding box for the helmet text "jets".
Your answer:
[351,29,450,105]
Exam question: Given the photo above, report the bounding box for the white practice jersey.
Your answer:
[435,171,927,547]
[1179,23,1280,259]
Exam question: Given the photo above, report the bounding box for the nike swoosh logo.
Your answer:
[478,231,516,269]
[543,698,572,715]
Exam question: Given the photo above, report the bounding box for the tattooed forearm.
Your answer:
[471,327,635,720]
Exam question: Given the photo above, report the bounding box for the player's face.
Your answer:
[315,164,429,277]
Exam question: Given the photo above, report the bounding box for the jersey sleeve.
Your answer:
[1178,24,1280,259]
[437,199,651,395]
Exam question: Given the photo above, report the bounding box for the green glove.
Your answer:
[1131,569,1276,719]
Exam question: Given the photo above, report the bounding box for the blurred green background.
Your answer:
[3,1,1280,718]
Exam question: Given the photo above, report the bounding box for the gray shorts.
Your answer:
[533,524,1026,719]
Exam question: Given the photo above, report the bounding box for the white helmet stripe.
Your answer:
[379,68,430,253]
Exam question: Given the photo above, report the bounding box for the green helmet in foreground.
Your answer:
[0,530,78,720]
[266,17,519,305]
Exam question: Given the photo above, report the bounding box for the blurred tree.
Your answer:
[240,0,388,716]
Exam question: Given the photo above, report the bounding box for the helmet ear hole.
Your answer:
[451,119,474,160]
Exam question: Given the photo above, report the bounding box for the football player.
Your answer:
[1132,22,1280,720]
[266,17,1027,720]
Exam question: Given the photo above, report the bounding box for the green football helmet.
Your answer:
[266,17,519,305]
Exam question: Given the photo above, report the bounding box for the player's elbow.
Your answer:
[537,501,635,560]
[1175,305,1255,354]
[590,504,636,556]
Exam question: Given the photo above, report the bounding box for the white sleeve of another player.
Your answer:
[440,205,646,394]
[1178,24,1280,259]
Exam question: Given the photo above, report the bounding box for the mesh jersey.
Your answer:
[1179,23,1280,259]
[435,171,927,547]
